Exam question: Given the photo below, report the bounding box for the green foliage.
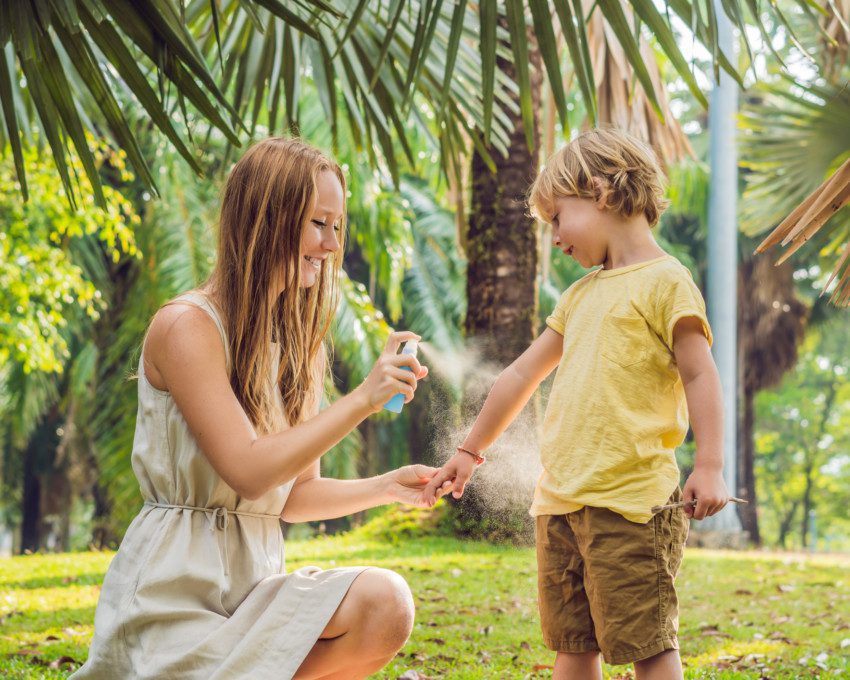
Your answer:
[739,76,850,241]
[0,141,139,375]
[754,313,850,550]
[2,540,849,678]
[350,502,454,544]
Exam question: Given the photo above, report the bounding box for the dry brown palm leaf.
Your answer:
[755,158,850,306]
[583,0,694,165]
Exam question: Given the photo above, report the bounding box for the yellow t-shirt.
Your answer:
[530,255,713,524]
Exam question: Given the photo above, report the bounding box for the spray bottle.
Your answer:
[382,340,419,413]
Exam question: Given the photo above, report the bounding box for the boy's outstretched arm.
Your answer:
[674,316,730,520]
[421,328,563,505]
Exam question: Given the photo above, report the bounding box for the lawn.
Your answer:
[1,516,849,679]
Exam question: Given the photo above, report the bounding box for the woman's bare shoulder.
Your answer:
[143,299,225,391]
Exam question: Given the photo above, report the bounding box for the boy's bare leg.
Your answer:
[634,649,684,680]
[553,651,603,680]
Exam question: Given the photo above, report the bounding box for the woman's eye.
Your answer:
[312,219,340,231]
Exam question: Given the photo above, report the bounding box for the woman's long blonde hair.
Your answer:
[205,137,346,434]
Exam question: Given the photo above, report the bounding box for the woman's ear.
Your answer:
[591,176,611,210]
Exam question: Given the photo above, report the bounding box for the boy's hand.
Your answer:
[682,464,729,520]
[420,452,479,506]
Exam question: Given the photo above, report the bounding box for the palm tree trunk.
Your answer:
[458,24,542,540]
[20,447,41,554]
[737,254,808,546]
[465,26,541,362]
[19,404,64,553]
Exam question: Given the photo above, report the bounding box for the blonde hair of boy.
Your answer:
[529,127,670,227]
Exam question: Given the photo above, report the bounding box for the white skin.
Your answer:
[422,180,729,680]
[144,169,449,679]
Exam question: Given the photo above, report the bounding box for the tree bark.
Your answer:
[737,255,808,546]
[457,23,542,541]
[738,383,760,544]
[465,70,541,363]
[778,500,798,548]
[20,446,41,554]
[801,380,837,548]
[19,404,64,553]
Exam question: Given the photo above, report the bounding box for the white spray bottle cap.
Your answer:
[401,339,419,356]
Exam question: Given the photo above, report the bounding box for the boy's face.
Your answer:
[550,195,608,268]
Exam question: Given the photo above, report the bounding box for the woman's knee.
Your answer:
[357,568,415,650]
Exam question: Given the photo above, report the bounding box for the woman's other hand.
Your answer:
[384,465,452,508]
[355,331,429,413]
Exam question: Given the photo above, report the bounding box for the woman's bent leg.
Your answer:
[293,568,415,680]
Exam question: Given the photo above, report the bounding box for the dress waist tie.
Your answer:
[143,501,280,576]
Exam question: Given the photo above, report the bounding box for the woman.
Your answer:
[73,137,447,679]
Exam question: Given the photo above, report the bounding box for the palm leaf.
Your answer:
[742,78,850,305]
[398,177,466,352]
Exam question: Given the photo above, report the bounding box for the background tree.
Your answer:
[754,313,850,549]
[0,141,139,551]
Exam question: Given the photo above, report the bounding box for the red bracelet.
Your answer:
[457,446,486,465]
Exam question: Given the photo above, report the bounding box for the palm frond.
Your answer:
[2,0,833,211]
[582,0,694,164]
[330,271,390,387]
[741,77,850,305]
[0,0,245,206]
[398,178,466,351]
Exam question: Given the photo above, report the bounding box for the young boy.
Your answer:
[423,128,729,679]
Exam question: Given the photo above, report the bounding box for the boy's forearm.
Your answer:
[461,364,540,452]
[683,366,724,469]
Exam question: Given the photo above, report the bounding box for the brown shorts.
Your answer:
[535,489,689,665]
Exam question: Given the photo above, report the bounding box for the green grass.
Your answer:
[1,528,849,678]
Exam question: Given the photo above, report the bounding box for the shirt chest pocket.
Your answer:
[600,314,649,367]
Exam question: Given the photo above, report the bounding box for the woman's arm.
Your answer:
[146,304,425,500]
[281,462,385,522]
[281,461,445,522]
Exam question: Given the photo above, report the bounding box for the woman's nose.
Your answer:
[325,230,341,252]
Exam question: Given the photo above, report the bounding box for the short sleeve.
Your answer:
[650,267,713,351]
[546,289,571,336]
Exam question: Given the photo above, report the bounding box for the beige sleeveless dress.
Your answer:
[73,291,367,679]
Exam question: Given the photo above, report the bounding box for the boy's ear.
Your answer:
[591,176,611,210]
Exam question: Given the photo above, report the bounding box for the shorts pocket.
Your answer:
[601,315,649,367]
